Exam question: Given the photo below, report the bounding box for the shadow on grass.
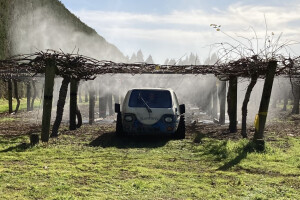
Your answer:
[0,143,31,153]
[0,137,22,145]
[89,132,172,149]
[218,141,265,171]
[202,140,229,161]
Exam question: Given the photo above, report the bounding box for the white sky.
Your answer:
[60,0,300,63]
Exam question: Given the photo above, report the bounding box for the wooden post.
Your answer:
[282,92,288,111]
[84,90,88,102]
[78,82,82,103]
[218,81,226,125]
[205,91,213,117]
[30,134,39,146]
[254,61,277,141]
[76,106,82,128]
[41,59,56,142]
[212,80,218,119]
[8,79,13,114]
[108,93,113,116]
[291,81,300,114]
[99,93,107,118]
[51,78,70,137]
[13,80,20,113]
[89,89,95,125]
[227,76,237,133]
[27,82,31,111]
[241,74,258,138]
[20,82,25,98]
[30,80,37,111]
[69,79,78,130]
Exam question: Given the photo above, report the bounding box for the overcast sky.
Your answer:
[60,0,300,63]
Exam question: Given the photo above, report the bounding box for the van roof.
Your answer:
[130,88,174,92]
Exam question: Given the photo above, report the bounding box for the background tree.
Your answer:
[136,50,144,62]
[130,53,137,63]
[145,55,154,64]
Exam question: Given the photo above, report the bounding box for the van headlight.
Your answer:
[164,116,173,123]
[124,115,133,122]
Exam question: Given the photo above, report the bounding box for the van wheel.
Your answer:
[116,112,123,136]
[175,116,185,139]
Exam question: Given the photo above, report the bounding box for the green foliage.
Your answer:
[0,132,299,199]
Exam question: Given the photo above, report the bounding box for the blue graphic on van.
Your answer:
[123,114,177,134]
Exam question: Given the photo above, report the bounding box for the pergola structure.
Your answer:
[1,50,298,78]
[1,50,300,143]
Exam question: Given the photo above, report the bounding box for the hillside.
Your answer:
[0,0,126,61]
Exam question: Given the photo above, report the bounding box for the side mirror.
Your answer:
[115,103,120,113]
[179,104,185,114]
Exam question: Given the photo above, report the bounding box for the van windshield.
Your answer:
[129,90,172,108]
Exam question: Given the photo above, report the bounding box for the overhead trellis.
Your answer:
[1,49,300,144]
[0,50,300,80]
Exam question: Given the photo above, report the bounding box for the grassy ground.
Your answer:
[0,98,41,113]
[0,116,299,199]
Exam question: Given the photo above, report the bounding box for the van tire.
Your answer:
[175,115,185,139]
[116,112,123,136]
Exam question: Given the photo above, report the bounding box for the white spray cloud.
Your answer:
[9,2,292,124]
[10,6,126,62]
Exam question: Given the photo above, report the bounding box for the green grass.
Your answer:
[0,98,41,113]
[0,129,299,200]
[0,117,15,122]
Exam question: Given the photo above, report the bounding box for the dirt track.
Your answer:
[1,108,299,141]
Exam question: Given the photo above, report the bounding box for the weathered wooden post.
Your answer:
[76,106,82,128]
[282,93,288,111]
[89,89,95,124]
[212,80,218,119]
[99,92,107,118]
[78,82,82,103]
[41,58,56,142]
[254,61,277,142]
[13,80,20,113]
[218,81,226,125]
[51,78,70,137]
[241,74,258,138]
[205,91,213,117]
[108,93,113,116]
[26,82,31,111]
[69,79,78,130]
[282,80,289,111]
[227,76,237,133]
[8,79,13,113]
[30,80,37,111]
[85,90,88,102]
[291,81,300,114]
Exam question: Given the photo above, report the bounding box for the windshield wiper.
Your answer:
[138,93,152,113]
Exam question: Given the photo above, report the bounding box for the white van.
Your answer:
[115,88,185,138]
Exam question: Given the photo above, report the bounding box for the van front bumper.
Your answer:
[122,115,177,135]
